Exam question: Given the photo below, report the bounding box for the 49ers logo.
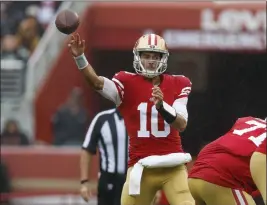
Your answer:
[134,39,140,48]
[178,87,191,96]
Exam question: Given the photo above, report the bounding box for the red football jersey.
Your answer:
[200,116,266,157]
[189,116,266,194]
[112,71,192,167]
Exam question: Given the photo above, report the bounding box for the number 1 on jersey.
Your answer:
[137,102,170,138]
[137,103,150,137]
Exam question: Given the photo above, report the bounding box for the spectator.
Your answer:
[1,119,30,146]
[35,1,57,30]
[1,34,29,99]
[16,16,41,55]
[0,2,24,37]
[52,87,89,146]
[1,34,30,61]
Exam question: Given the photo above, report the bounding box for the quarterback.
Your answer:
[188,116,266,205]
[68,33,194,205]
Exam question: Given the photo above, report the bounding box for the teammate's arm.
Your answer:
[68,33,121,105]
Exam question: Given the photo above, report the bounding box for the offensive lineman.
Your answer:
[188,116,266,205]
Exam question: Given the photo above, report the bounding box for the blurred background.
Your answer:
[1,1,266,205]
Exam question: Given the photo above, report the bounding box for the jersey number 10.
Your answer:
[137,102,170,138]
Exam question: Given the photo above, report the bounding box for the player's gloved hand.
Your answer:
[152,85,164,108]
[80,182,92,202]
[68,33,85,57]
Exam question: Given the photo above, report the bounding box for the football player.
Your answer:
[68,33,195,205]
[188,116,266,205]
[250,137,266,204]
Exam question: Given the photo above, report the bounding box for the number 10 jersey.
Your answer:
[112,71,192,167]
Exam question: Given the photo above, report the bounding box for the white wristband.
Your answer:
[74,53,89,70]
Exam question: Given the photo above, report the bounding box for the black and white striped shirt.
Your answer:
[82,108,128,174]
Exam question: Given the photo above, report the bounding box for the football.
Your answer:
[55,9,80,35]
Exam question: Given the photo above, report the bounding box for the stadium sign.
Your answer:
[163,8,266,51]
[201,8,266,32]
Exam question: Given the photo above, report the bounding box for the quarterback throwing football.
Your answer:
[68,33,194,205]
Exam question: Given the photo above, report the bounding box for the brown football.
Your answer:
[55,9,79,35]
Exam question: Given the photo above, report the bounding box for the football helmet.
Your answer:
[133,34,169,78]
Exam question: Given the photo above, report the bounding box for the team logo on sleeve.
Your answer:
[178,87,191,96]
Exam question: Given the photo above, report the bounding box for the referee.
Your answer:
[80,108,128,205]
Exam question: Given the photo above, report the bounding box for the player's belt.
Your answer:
[128,153,192,195]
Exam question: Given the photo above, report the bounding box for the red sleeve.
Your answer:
[175,75,192,99]
[112,71,127,102]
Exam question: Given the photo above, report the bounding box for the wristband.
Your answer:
[80,179,89,184]
[156,101,177,124]
[74,53,89,70]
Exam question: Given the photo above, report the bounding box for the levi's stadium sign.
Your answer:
[163,8,266,51]
[201,9,265,32]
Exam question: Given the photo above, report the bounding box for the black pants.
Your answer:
[97,171,126,205]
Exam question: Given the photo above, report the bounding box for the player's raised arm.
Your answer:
[68,33,103,89]
[68,33,121,105]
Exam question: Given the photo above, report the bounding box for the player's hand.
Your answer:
[152,86,164,108]
[68,33,85,57]
[80,182,92,202]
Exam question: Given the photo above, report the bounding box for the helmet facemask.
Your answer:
[133,50,169,78]
[133,34,169,78]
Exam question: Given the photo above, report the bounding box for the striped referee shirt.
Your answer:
[82,108,128,174]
